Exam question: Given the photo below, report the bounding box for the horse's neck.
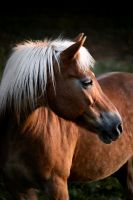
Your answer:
[0,106,79,139]
[21,107,79,143]
[0,106,80,164]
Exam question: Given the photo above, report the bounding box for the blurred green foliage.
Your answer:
[69,177,125,200]
[94,58,133,76]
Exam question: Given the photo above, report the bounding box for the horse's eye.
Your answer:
[81,78,93,89]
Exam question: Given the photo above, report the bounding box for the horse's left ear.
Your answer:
[61,34,86,60]
[74,33,84,42]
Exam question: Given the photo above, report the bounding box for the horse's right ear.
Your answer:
[61,34,86,60]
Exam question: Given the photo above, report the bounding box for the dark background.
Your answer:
[0,1,133,75]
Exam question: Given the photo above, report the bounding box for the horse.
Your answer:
[0,33,123,200]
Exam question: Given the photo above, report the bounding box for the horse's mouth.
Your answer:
[78,111,122,144]
[99,131,119,144]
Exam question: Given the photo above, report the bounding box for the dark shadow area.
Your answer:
[0,5,133,75]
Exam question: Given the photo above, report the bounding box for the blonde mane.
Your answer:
[0,37,95,114]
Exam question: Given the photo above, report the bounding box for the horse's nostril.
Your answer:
[117,123,123,134]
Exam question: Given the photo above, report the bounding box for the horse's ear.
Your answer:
[61,34,86,60]
[74,33,84,42]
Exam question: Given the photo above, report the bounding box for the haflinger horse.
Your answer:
[0,33,123,200]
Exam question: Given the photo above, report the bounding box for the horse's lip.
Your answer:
[99,134,113,144]
[99,131,119,144]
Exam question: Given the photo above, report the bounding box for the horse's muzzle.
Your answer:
[81,111,123,144]
[98,112,123,144]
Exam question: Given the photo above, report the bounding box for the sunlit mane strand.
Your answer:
[0,37,95,114]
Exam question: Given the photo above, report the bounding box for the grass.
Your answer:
[69,177,125,200]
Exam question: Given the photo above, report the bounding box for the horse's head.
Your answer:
[47,33,123,144]
[0,33,122,144]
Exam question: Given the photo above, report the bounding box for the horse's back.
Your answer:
[98,72,133,102]
[98,71,133,89]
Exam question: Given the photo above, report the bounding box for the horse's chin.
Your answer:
[99,134,113,144]
[99,132,119,144]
